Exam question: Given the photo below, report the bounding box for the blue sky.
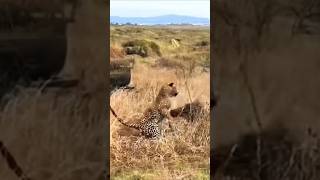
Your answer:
[110,0,210,18]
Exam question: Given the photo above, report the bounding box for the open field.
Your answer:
[110,25,210,179]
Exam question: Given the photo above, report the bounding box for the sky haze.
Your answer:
[110,0,210,19]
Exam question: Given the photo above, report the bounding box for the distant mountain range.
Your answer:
[110,15,209,26]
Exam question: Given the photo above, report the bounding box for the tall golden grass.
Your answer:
[0,1,107,179]
[0,87,106,180]
[110,63,210,179]
[213,0,320,178]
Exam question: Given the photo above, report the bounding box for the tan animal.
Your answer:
[110,82,179,138]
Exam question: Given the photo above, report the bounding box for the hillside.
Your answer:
[110,15,210,25]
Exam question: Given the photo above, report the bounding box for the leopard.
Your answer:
[110,82,179,138]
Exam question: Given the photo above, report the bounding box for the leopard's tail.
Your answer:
[110,106,140,130]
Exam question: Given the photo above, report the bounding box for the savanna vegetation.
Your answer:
[0,1,106,180]
[213,0,320,179]
[110,25,210,179]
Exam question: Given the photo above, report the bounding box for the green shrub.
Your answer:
[122,40,161,57]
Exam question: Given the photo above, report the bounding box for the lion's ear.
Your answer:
[168,83,174,87]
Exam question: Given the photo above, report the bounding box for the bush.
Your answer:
[196,40,209,46]
[122,40,161,57]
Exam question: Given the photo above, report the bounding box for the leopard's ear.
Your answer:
[168,82,174,87]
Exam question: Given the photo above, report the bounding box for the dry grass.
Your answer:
[110,63,210,179]
[0,2,210,179]
[110,25,210,179]
[214,35,320,179]
[214,123,320,180]
[0,88,105,180]
[213,0,320,179]
[0,1,107,179]
[110,45,125,59]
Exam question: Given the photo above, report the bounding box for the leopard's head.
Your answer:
[158,82,178,98]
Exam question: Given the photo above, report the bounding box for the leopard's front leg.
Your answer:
[160,108,176,133]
